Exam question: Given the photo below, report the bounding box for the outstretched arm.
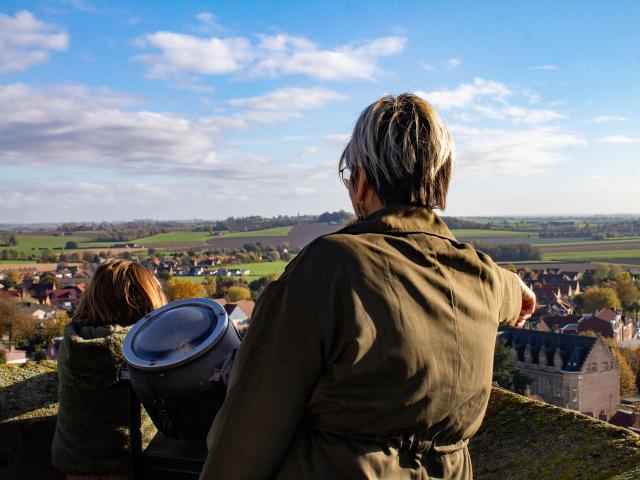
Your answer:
[199,280,324,480]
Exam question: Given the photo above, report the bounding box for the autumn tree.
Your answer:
[0,295,37,344]
[611,273,640,312]
[165,279,206,301]
[39,272,60,289]
[227,286,252,302]
[620,346,640,391]
[577,286,621,313]
[4,270,22,288]
[203,277,218,298]
[602,338,638,396]
[42,311,70,343]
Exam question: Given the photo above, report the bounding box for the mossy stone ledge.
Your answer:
[1,364,639,479]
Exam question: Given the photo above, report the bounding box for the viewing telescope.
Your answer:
[121,298,242,478]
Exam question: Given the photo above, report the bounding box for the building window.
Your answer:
[591,362,597,372]
[603,362,608,371]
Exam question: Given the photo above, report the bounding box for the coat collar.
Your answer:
[338,204,456,241]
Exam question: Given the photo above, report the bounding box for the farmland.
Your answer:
[181,261,288,283]
[0,234,112,255]
[133,231,214,245]
[219,226,294,238]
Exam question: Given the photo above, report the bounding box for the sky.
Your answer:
[0,0,638,223]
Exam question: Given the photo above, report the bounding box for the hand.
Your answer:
[515,274,536,328]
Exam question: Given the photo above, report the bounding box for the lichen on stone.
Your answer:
[470,387,640,480]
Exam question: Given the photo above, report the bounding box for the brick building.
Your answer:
[499,327,620,419]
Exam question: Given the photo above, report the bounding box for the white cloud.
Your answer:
[416,78,511,110]
[0,10,69,74]
[134,32,253,78]
[421,62,435,71]
[593,115,627,123]
[0,83,346,178]
[451,125,586,175]
[299,146,320,157]
[251,34,406,80]
[228,87,345,111]
[202,87,345,132]
[0,83,218,172]
[530,65,558,70]
[599,135,636,144]
[0,158,345,221]
[445,58,461,70]
[416,78,565,125]
[134,29,406,81]
[191,12,225,34]
[324,133,351,145]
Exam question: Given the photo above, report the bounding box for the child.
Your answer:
[52,259,166,479]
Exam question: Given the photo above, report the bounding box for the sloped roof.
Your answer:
[499,327,596,371]
[596,308,620,322]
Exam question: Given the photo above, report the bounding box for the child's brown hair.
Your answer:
[73,259,166,326]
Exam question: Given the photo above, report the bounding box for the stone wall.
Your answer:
[579,340,620,417]
[2,363,640,479]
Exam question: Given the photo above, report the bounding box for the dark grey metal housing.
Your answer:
[123,298,242,439]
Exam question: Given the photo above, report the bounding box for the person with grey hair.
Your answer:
[200,93,535,480]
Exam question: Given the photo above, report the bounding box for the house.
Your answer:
[536,314,582,333]
[578,309,636,343]
[47,288,78,311]
[499,327,620,419]
[30,283,55,305]
[4,345,27,364]
[609,407,640,434]
[20,303,54,321]
[213,299,255,334]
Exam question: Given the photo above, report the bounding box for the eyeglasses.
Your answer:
[339,165,353,189]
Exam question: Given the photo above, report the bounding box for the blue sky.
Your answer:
[0,0,638,222]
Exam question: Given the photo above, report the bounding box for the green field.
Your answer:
[219,226,294,238]
[452,229,533,237]
[180,261,289,284]
[0,235,102,254]
[538,237,640,247]
[133,232,214,245]
[542,249,640,261]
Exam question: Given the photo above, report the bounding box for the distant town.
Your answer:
[1,211,640,435]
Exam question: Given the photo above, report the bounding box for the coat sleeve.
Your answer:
[199,280,324,480]
[496,267,522,326]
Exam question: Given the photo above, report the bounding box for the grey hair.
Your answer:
[340,93,454,210]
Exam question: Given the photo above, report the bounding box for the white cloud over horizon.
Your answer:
[599,135,636,144]
[593,115,627,123]
[134,24,406,81]
[0,10,69,74]
[416,77,566,125]
[530,65,558,70]
[444,58,461,70]
[451,125,586,175]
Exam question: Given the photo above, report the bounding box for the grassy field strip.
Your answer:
[0,235,99,254]
[179,261,289,284]
[452,229,533,237]
[542,249,640,261]
[538,237,640,248]
[133,232,214,245]
[218,226,294,238]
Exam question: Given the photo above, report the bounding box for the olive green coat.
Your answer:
[52,323,155,475]
[200,205,521,480]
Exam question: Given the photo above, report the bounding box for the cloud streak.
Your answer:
[0,10,69,74]
[134,27,406,81]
